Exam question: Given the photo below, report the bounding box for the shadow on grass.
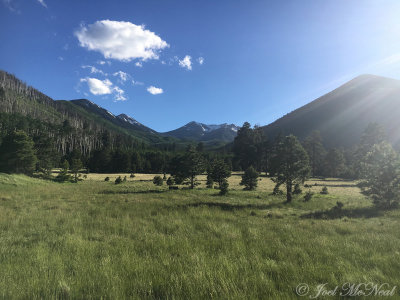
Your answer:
[181,201,284,211]
[312,183,357,188]
[301,206,383,219]
[100,189,167,195]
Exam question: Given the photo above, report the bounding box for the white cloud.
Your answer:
[113,71,129,82]
[113,86,127,101]
[75,20,169,62]
[80,78,112,95]
[197,57,204,65]
[179,55,192,70]
[80,77,127,101]
[147,86,163,95]
[37,0,47,8]
[81,65,106,75]
[135,61,143,67]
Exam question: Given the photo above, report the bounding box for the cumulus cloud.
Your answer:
[197,57,204,65]
[80,78,112,95]
[179,55,192,70]
[113,86,127,101]
[135,61,143,67]
[81,65,106,75]
[147,86,163,95]
[113,71,129,82]
[37,0,47,8]
[75,20,169,62]
[80,77,127,101]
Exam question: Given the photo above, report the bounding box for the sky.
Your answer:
[2,0,400,132]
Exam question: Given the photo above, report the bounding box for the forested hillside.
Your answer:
[262,74,400,148]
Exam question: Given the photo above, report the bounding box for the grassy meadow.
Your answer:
[0,172,399,299]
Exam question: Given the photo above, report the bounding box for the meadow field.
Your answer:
[0,173,399,299]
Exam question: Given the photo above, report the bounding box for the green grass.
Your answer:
[0,173,399,299]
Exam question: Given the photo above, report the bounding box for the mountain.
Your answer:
[66,99,157,135]
[0,70,174,154]
[262,74,400,148]
[162,121,239,143]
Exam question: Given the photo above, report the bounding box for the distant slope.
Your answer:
[262,74,400,148]
[0,70,172,147]
[162,121,239,143]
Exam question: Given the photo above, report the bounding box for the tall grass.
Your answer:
[0,173,399,299]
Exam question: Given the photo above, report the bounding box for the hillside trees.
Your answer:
[270,135,310,202]
[0,130,37,174]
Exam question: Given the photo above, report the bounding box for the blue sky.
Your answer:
[2,0,400,132]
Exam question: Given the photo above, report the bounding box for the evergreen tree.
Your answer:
[70,158,83,183]
[0,130,37,175]
[303,131,325,176]
[324,148,346,177]
[240,166,259,190]
[353,123,386,178]
[169,146,205,189]
[270,135,310,202]
[359,142,400,209]
[55,160,72,182]
[34,136,58,177]
[233,122,258,170]
[209,159,231,189]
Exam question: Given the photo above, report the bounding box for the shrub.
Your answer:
[115,176,122,184]
[320,186,329,194]
[153,175,163,186]
[166,177,175,186]
[104,176,110,182]
[293,183,302,194]
[130,173,135,178]
[123,176,127,182]
[240,166,259,190]
[304,191,314,202]
[219,179,229,195]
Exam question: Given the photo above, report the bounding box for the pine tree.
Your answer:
[209,159,231,189]
[70,158,83,183]
[240,166,259,190]
[324,148,346,177]
[358,142,400,209]
[303,131,325,176]
[270,135,310,202]
[0,130,37,175]
[55,160,72,182]
[169,146,205,189]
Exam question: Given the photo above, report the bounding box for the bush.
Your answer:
[166,177,175,186]
[304,191,314,202]
[130,173,135,178]
[320,186,329,194]
[123,176,127,182]
[104,176,110,182]
[153,175,163,186]
[115,176,122,184]
[240,166,259,190]
[219,179,229,195]
[293,183,302,194]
